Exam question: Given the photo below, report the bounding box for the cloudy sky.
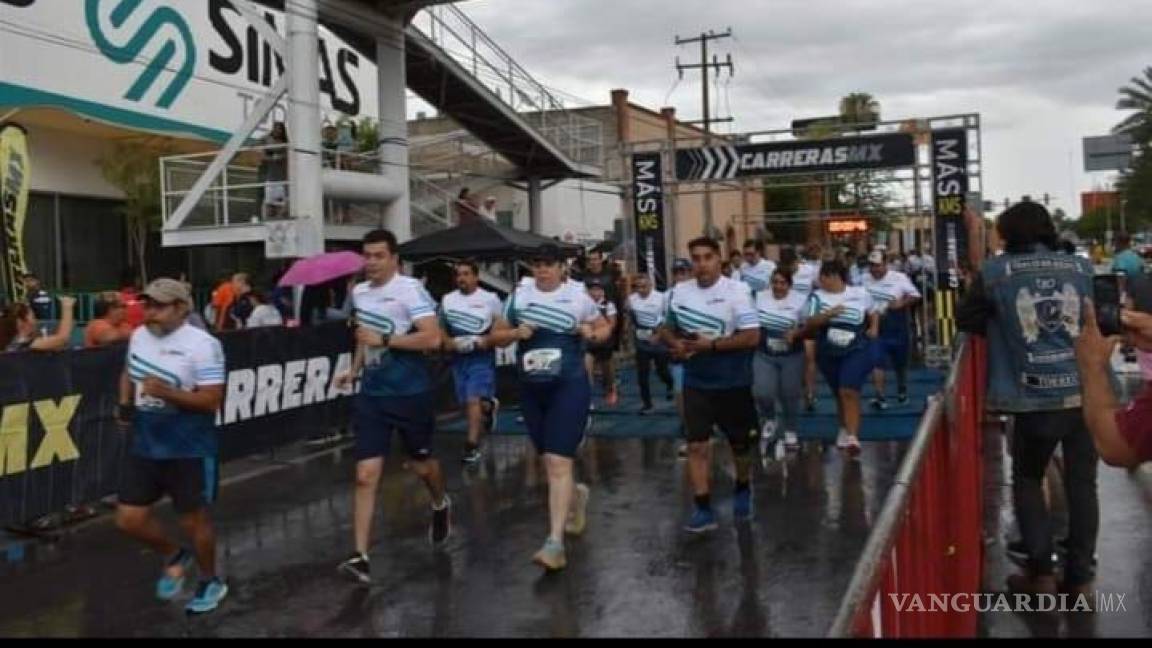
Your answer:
[449,0,1151,218]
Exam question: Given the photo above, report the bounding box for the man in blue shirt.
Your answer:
[1111,232,1144,281]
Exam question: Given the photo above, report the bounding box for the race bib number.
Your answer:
[827,328,857,348]
[523,348,562,378]
[636,329,653,342]
[768,338,791,353]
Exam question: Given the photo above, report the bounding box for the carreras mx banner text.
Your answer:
[0,0,379,141]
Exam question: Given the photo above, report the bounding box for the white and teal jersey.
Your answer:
[505,281,601,381]
[440,287,503,336]
[628,290,667,329]
[862,270,920,314]
[740,258,777,293]
[352,276,437,397]
[792,260,820,297]
[127,323,225,459]
[755,290,808,355]
[807,287,874,356]
[665,276,758,389]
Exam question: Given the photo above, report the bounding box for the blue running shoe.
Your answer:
[684,507,718,533]
[186,578,229,614]
[733,489,753,521]
[155,548,194,601]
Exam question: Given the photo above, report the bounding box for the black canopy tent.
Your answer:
[397,220,583,262]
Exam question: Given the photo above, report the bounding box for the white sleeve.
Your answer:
[606,302,618,318]
[192,338,226,387]
[408,286,436,321]
[487,293,504,319]
[861,290,876,314]
[581,295,602,324]
[731,284,759,331]
[902,274,922,299]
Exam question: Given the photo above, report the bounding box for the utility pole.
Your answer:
[676,28,734,236]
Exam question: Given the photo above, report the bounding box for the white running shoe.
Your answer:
[836,428,852,449]
[846,435,862,458]
[783,431,799,449]
[759,420,777,456]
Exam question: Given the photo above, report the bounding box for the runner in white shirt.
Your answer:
[799,259,880,457]
[484,244,610,571]
[627,273,673,413]
[753,268,808,456]
[862,250,922,409]
[335,230,450,585]
[440,260,505,465]
[739,240,777,293]
[114,278,228,614]
[796,243,824,412]
[658,237,761,533]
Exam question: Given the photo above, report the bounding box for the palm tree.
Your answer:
[1114,66,1152,145]
[838,92,881,130]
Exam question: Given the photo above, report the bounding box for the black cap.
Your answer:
[531,243,564,263]
[585,277,604,289]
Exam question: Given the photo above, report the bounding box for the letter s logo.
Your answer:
[84,0,196,109]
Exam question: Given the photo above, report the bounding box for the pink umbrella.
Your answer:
[277,251,364,287]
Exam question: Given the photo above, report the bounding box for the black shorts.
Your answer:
[353,393,436,461]
[587,344,616,361]
[683,386,758,445]
[118,455,219,514]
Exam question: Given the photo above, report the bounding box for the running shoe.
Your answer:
[483,398,500,435]
[845,435,862,458]
[871,397,889,411]
[186,578,229,614]
[638,404,653,415]
[156,547,194,601]
[532,538,567,571]
[430,495,452,545]
[677,442,688,459]
[684,507,718,533]
[783,431,800,449]
[758,420,777,457]
[733,489,753,521]
[836,429,852,450]
[338,552,371,584]
[565,484,590,536]
[461,447,482,466]
[897,392,909,405]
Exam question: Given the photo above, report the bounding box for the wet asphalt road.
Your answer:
[0,432,905,638]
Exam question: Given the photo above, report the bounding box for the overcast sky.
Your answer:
[450,0,1151,218]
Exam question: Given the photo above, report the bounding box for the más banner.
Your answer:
[631,153,669,289]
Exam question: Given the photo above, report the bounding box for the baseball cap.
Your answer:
[585,277,604,289]
[867,250,885,265]
[142,278,191,304]
[531,243,564,263]
[673,258,692,272]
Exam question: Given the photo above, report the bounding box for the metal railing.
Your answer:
[410,4,603,168]
[828,335,986,638]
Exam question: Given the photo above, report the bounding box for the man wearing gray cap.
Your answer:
[114,278,229,614]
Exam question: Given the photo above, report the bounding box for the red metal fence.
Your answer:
[828,335,987,637]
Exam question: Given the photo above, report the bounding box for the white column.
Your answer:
[377,18,410,240]
[287,0,324,255]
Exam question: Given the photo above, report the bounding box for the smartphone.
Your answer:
[1093,274,1123,337]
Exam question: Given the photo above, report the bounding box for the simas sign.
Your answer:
[676,132,916,182]
[0,0,378,141]
[932,129,970,290]
[631,153,669,290]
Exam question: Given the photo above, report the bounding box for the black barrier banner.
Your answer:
[632,153,669,289]
[932,128,970,292]
[675,132,916,181]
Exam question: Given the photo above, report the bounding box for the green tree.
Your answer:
[98,140,172,284]
[1114,66,1152,145]
[838,92,881,129]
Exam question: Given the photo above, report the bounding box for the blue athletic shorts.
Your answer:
[353,392,436,461]
[876,335,909,370]
[671,364,685,394]
[452,357,496,403]
[520,375,591,458]
[817,344,877,393]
